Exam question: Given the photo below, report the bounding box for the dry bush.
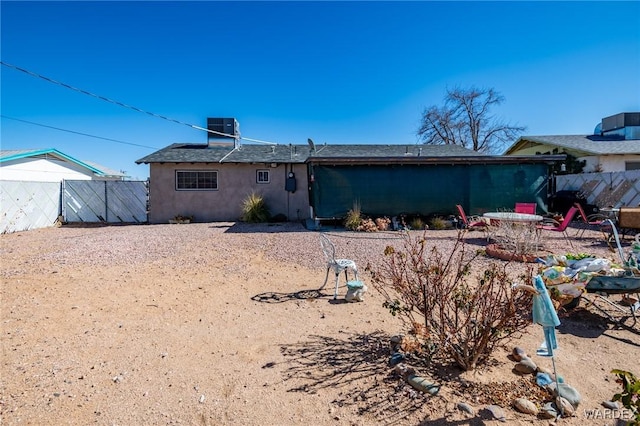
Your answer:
[491,219,540,257]
[409,217,427,230]
[344,201,362,230]
[429,216,448,230]
[368,232,533,370]
[375,217,391,231]
[357,218,378,232]
[241,192,270,223]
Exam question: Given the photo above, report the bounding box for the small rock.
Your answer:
[513,398,538,415]
[602,400,620,410]
[389,352,405,366]
[512,346,527,361]
[198,395,205,404]
[394,363,415,378]
[549,383,581,408]
[394,363,407,375]
[486,404,506,422]
[555,396,575,417]
[540,402,558,419]
[456,402,475,416]
[514,358,537,374]
[390,334,404,351]
[390,335,404,344]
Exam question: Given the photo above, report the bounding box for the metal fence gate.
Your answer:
[0,180,61,234]
[62,180,148,223]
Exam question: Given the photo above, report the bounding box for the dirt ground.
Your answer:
[1,222,639,425]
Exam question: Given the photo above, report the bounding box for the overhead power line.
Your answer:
[1,115,160,149]
[1,61,279,145]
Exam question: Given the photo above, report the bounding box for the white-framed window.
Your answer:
[175,170,218,190]
[257,169,270,184]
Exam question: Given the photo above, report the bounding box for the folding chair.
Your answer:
[455,204,487,229]
[574,202,610,239]
[537,206,579,249]
[515,202,536,215]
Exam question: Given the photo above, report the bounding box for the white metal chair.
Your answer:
[319,233,358,299]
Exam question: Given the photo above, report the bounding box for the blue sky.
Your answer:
[2,1,639,180]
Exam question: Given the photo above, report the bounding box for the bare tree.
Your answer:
[417,86,525,153]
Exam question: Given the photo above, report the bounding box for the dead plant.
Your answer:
[357,218,378,232]
[368,231,534,370]
[375,217,391,231]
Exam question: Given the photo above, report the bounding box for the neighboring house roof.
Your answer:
[82,160,126,178]
[504,135,640,156]
[137,143,563,165]
[0,148,125,178]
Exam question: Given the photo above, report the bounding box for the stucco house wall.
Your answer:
[148,162,310,223]
[583,154,640,172]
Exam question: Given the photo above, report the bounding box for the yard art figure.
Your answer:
[532,275,560,357]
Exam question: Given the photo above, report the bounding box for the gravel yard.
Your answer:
[1,222,639,425]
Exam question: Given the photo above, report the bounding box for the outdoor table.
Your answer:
[484,212,544,224]
[483,212,544,255]
[599,207,620,222]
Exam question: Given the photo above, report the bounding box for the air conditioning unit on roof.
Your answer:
[207,118,239,146]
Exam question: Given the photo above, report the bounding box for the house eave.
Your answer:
[307,155,565,165]
[1,148,106,176]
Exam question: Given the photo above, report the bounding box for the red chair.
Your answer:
[515,202,536,215]
[456,204,487,229]
[537,206,579,248]
[574,202,611,238]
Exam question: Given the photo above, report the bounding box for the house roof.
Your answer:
[81,160,126,178]
[136,143,310,164]
[504,135,640,156]
[137,143,564,165]
[0,148,125,177]
[309,143,477,158]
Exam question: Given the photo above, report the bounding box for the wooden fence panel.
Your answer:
[556,170,640,208]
